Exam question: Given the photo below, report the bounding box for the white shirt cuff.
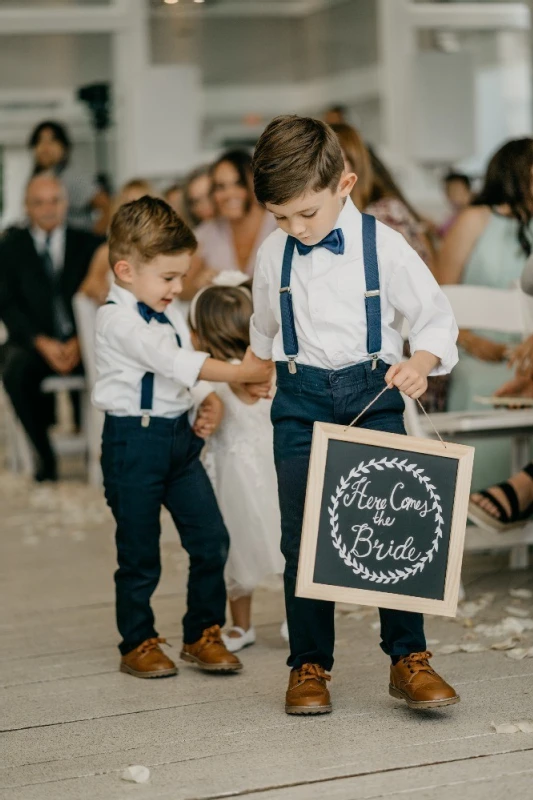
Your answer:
[173,350,210,388]
[411,332,459,376]
[250,315,274,360]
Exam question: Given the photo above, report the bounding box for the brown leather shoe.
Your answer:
[285,663,332,715]
[389,651,459,709]
[180,625,242,673]
[120,637,178,679]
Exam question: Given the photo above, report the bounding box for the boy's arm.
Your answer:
[99,307,272,387]
[250,254,278,361]
[99,307,209,388]
[389,236,459,376]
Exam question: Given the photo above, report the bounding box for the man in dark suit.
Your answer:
[0,173,102,481]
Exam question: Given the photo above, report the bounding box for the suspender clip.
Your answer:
[279,286,291,294]
[365,289,380,298]
[371,354,379,370]
[287,357,298,374]
[141,413,150,428]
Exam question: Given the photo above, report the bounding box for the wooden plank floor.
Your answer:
[1,467,532,799]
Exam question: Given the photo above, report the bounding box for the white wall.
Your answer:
[0,0,531,220]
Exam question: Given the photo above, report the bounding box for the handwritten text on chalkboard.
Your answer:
[331,456,443,586]
[298,425,473,616]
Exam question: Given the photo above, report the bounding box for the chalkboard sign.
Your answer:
[296,424,474,616]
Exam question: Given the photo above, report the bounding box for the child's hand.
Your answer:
[385,351,438,400]
[243,380,272,400]
[239,348,274,384]
[193,392,224,438]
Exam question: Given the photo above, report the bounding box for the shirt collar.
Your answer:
[326,196,362,259]
[106,282,139,310]
[30,224,65,247]
[336,196,360,234]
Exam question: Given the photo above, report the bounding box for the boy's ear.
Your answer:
[113,259,135,284]
[339,171,357,198]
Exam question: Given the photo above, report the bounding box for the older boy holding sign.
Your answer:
[251,116,460,715]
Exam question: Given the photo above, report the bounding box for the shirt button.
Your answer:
[334,352,343,360]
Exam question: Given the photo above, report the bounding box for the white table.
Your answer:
[419,408,533,567]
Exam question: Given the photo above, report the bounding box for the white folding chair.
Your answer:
[72,293,104,486]
[404,284,533,569]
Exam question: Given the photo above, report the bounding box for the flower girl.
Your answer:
[190,273,284,652]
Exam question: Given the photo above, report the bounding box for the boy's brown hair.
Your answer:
[252,115,344,206]
[108,195,197,268]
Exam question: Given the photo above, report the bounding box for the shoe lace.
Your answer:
[401,651,435,675]
[298,663,331,682]
[201,625,223,646]
[137,637,168,655]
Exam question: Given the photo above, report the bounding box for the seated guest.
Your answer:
[437,138,533,490]
[438,171,473,238]
[331,124,434,268]
[469,251,533,530]
[28,120,110,235]
[0,173,103,481]
[181,150,276,300]
[468,369,533,531]
[331,123,445,413]
[182,166,214,228]
[163,182,184,217]
[323,104,348,125]
[80,179,154,305]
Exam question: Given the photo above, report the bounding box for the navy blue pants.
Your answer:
[272,360,426,671]
[101,413,229,655]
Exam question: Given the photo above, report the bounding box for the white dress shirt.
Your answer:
[250,197,458,375]
[31,225,66,272]
[92,283,210,418]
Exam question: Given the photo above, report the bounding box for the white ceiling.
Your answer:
[151,0,350,17]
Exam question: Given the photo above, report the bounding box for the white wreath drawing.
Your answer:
[328,457,443,585]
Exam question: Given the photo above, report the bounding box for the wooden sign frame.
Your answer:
[296,423,474,617]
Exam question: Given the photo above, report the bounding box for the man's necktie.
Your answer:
[295,228,345,257]
[42,233,73,341]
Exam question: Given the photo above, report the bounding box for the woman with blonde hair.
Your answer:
[329,123,373,211]
[79,179,155,304]
[182,166,215,228]
[331,123,444,411]
[331,123,434,268]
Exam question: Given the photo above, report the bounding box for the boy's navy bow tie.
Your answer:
[137,301,171,325]
[295,228,345,256]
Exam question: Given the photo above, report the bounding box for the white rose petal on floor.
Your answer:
[121,765,150,783]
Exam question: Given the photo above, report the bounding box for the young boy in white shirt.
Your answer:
[251,115,460,715]
[93,196,272,679]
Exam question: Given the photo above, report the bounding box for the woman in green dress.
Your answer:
[437,138,533,491]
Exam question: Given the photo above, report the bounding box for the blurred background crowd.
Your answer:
[1,0,533,509]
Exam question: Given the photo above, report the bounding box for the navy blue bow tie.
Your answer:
[137,301,171,325]
[295,228,345,256]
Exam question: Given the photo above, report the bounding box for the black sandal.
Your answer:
[468,464,533,533]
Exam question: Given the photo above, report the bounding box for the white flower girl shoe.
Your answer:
[221,626,256,653]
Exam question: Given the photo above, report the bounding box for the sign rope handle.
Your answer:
[346,384,447,449]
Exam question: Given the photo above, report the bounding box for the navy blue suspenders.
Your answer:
[105,300,181,426]
[279,212,382,374]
